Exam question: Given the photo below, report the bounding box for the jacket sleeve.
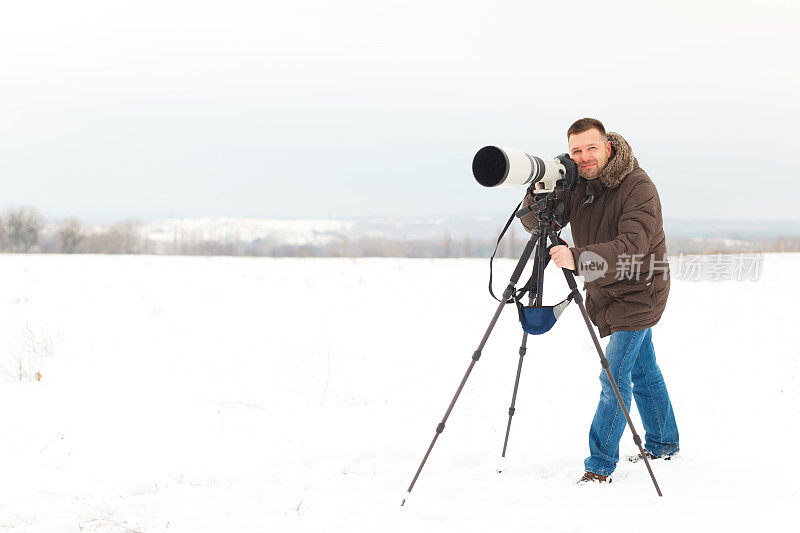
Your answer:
[519,190,569,233]
[569,179,657,287]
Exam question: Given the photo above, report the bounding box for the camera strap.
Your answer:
[488,201,559,304]
[488,201,523,304]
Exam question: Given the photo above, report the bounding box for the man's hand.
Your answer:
[549,245,575,271]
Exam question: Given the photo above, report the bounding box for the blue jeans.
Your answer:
[585,328,679,476]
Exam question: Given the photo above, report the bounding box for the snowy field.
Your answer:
[1,253,798,532]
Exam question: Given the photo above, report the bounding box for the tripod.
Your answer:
[401,192,662,506]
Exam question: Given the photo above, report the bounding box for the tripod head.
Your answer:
[514,189,568,232]
[532,191,560,227]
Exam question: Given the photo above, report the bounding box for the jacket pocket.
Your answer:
[607,278,651,299]
[606,279,654,324]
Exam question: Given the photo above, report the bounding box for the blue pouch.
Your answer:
[516,295,573,335]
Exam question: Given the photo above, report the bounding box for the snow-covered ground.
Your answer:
[0,253,797,532]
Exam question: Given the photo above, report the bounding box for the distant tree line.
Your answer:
[0,207,146,254]
[1,207,43,252]
[2,206,800,257]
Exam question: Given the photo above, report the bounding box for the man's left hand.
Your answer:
[549,245,575,271]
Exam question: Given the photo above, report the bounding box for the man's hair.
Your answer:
[567,118,607,139]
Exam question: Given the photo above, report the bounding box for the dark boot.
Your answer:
[627,449,678,463]
[577,471,612,484]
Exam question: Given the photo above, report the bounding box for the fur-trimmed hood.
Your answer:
[597,132,635,189]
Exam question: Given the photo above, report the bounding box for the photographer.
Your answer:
[520,118,679,483]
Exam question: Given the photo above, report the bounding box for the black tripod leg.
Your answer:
[500,230,549,463]
[499,291,533,464]
[558,265,663,497]
[401,233,539,506]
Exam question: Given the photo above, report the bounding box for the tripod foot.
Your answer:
[496,456,507,474]
[400,490,411,507]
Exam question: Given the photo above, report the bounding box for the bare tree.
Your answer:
[324,235,349,257]
[507,226,518,258]
[82,219,143,254]
[463,235,473,258]
[0,214,7,251]
[442,231,453,258]
[109,219,143,254]
[58,217,85,253]
[4,207,44,252]
[494,225,507,258]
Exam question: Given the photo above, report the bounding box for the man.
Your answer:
[520,118,679,483]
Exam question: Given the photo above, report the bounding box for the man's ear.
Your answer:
[606,141,612,158]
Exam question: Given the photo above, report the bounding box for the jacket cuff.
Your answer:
[568,247,580,274]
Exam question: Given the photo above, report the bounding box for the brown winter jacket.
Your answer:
[520,132,670,337]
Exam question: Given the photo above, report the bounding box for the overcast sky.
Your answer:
[1,0,797,223]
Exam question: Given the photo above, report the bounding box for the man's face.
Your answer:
[568,129,612,179]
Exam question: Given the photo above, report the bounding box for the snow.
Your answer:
[0,253,798,531]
